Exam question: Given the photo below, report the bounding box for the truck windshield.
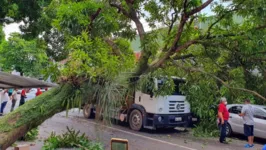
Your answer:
[172,79,185,95]
[157,78,185,95]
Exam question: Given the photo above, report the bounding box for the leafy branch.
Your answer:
[172,60,266,102]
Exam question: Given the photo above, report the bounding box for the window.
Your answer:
[141,78,154,97]
[254,108,266,120]
[157,78,185,95]
[172,79,185,95]
[228,106,242,114]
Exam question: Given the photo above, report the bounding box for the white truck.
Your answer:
[83,77,192,131]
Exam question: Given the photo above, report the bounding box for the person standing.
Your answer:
[8,88,13,99]
[36,88,42,96]
[0,89,9,115]
[10,88,18,112]
[239,99,255,148]
[19,88,27,106]
[218,97,229,144]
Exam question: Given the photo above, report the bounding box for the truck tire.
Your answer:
[129,109,143,131]
[83,104,94,119]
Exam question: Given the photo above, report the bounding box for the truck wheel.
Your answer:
[129,109,143,131]
[83,104,94,119]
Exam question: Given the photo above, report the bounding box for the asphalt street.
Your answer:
[6,108,264,150]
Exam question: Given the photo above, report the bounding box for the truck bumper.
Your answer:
[152,113,191,128]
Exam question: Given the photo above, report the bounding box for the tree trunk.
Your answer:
[0,84,76,149]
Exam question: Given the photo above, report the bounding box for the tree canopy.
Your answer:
[0,33,48,76]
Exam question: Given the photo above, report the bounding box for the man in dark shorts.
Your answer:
[239,99,254,148]
[218,97,229,144]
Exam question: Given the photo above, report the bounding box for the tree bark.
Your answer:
[0,84,77,149]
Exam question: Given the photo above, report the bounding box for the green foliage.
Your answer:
[42,127,103,150]
[0,33,49,76]
[42,62,61,83]
[0,26,4,43]
[60,32,134,81]
[19,128,39,141]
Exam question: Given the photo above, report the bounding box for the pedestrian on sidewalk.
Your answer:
[239,99,255,148]
[10,88,18,112]
[36,88,42,96]
[8,88,13,99]
[0,89,9,115]
[19,88,27,106]
[218,97,229,144]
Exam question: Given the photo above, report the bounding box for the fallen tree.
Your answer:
[0,84,79,149]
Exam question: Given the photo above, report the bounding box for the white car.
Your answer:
[226,104,266,139]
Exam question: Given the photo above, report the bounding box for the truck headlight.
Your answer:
[158,116,162,122]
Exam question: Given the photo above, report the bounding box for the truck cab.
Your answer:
[83,77,192,131]
[128,78,191,131]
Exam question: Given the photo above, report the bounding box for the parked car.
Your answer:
[226,104,266,139]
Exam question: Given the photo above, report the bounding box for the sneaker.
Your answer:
[244,144,254,148]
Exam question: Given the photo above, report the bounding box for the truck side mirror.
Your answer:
[111,138,128,150]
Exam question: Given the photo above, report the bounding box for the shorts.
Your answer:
[244,124,254,136]
[8,92,12,96]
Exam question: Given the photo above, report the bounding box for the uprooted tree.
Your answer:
[0,0,266,148]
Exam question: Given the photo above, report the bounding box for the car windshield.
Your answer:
[264,108,266,111]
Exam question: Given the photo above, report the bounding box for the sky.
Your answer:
[3,22,23,40]
[3,0,230,40]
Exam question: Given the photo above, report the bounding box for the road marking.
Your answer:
[87,120,198,150]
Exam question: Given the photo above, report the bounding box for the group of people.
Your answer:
[218,97,255,148]
[0,88,44,116]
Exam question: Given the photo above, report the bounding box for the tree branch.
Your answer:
[186,0,214,16]
[147,0,214,72]
[88,8,102,32]
[207,23,266,39]
[172,61,266,102]
[173,54,194,60]
[150,40,198,68]
[109,1,130,17]
[104,38,122,56]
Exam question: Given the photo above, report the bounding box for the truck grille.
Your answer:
[168,101,185,113]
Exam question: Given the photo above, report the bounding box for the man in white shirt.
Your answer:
[10,88,18,112]
[0,89,9,115]
[239,99,255,148]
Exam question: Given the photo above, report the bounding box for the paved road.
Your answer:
[7,109,264,150]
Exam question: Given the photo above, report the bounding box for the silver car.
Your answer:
[226,104,266,139]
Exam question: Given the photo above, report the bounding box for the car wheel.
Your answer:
[226,123,232,137]
[129,109,143,131]
[83,104,94,119]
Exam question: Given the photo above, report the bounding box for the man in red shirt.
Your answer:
[36,88,42,96]
[19,89,27,106]
[218,97,229,144]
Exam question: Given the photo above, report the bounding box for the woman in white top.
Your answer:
[10,88,18,112]
[0,89,9,115]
